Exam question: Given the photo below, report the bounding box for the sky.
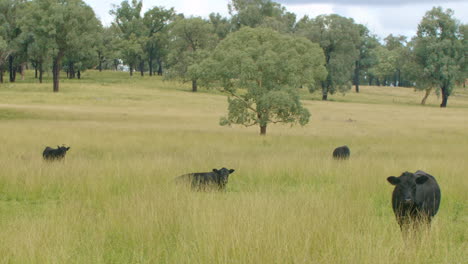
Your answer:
[83,0,468,40]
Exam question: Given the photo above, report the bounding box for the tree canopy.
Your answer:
[195,27,326,135]
[413,7,465,107]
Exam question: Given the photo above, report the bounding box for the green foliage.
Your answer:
[166,17,217,88]
[296,14,361,99]
[197,27,326,134]
[368,46,398,84]
[228,0,296,33]
[413,7,464,107]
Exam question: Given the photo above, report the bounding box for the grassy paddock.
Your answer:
[0,71,466,263]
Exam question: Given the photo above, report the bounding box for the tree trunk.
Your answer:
[20,64,25,80]
[0,69,3,83]
[421,88,432,105]
[440,85,449,108]
[130,66,133,76]
[98,52,103,72]
[35,66,38,79]
[53,55,62,92]
[157,58,163,76]
[39,63,43,83]
[9,55,15,82]
[354,60,360,93]
[77,70,81,79]
[321,82,328,100]
[140,61,144,76]
[192,79,197,92]
[260,125,267,135]
[69,62,75,79]
[148,57,153,76]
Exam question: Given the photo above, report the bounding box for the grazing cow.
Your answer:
[43,145,70,160]
[387,170,441,230]
[333,145,350,159]
[176,167,235,191]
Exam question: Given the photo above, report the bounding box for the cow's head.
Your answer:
[213,168,235,188]
[387,171,429,204]
[57,146,70,155]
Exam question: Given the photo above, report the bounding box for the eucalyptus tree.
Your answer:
[209,13,233,40]
[0,36,7,82]
[413,7,464,107]
[24,0,100,92]
[228,0,296,33]
[0,0,26,82]
[194,27,326,135]
[143,6,175,76]
[368,45,397,86]
[111,0,146,76]
[296,14,360,100]
[167,16,217,92]
[354,24,378,92]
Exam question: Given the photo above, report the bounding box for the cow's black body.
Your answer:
[387,170,441,229]
[43,146,70,160]
[176,168,235,190]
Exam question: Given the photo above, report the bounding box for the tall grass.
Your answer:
[0,71,466,263]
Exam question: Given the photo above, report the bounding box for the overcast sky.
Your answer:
[83,0,468,40]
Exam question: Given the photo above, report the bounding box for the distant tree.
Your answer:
[209,13,233,39]
[460,24,468,88]
[228,0,296,33]
[354,24,378,92]
[296,14,360,100]
[0,35,8,83]
[195,27,326,135]
[167,17,217,92]
[111,0,146,76]
[413,7,464,107]
[0,0,26,82]
[384,34,408,86]
[143,6,175,76]
[25,0,100,92]
[368,45,397,86]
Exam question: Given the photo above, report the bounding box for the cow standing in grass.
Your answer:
[43,145,70,161]
[176,167,235,191]
[333,145,350,159]
[387,170,441,231]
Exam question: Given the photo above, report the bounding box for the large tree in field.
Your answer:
[24,0,100,92]
[194,27,326,135]
[167,17,217,92]
[296,14,360,100]
[413,7,464,108]
[368,45,397,86]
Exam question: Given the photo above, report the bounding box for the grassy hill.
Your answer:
[0,71,466,263]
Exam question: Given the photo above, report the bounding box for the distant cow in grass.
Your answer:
[333,145,350,159]
[387,170,441,230]
[43,145,70,161]
[176,167,235,191]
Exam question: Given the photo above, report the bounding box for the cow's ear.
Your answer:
[416,175,428,185]
[57,145,60,148]
[229,169,235,174]
[213,169,218,173]
[66,147,70,150]
[387,176,400,185]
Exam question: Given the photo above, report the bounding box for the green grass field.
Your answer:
[0,71,466,263]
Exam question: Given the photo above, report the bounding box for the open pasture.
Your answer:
[0,71,466,263]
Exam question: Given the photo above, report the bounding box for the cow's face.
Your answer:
[58,146,70,155]
[213,168,235,187]
[387,172,429,204]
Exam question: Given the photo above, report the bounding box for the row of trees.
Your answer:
[0,0,466,134]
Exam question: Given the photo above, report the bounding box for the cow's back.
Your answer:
[414,170,441,217]
[43,147,53,157]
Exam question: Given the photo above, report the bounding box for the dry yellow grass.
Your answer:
[0,71,466,263]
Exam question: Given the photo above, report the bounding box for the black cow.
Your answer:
[43,145,70,160]
[176,167,235,191]
[333,145,350,159]
[387,170,441,230]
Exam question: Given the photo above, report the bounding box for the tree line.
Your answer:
[0,0,466,134]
